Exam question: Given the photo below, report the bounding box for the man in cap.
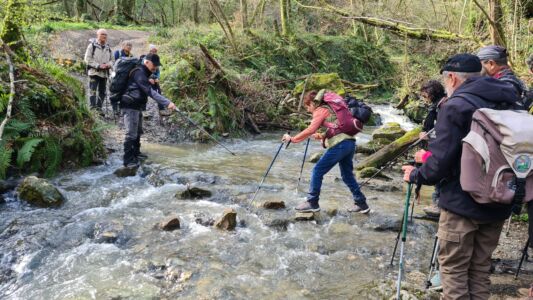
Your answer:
[402,54,522,299]
[477,45,527,102]
[120,53,176,168]
[84,29,114,113]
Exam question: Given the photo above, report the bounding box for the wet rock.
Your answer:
[309,152,324,163]
[358,167,390,179]
[214,208,237,230]
[403,99,427,123]
[406,270,426,287]
[93,221,124,243]
[294,212,315,221]
[264,218,290,231]
[159,216,181,231]
[194,213,215,227]
[0,179,20,193]
[177,186,212,200]
[367,216,402,232]
[147,173,165,187]
[114,166,138,177]
[17,176,65,208]
[262,200,286,210]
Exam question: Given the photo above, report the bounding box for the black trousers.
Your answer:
[89,75,107,109]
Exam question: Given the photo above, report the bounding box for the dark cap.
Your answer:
[477,45,507,61]
[145,53,162,67]
[440,53,481,74]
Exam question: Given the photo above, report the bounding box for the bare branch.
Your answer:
[0,38,16,142]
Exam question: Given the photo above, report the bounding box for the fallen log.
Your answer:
[356,127,422,171]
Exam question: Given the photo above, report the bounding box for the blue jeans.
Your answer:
[307,139,366,207]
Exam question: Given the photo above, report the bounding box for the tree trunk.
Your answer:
[488,0,506,46]
[356,127,422,171]
[240,0,248,29]
[193,0,200,24]
[171,0,176,25]
[75,0,87,18]
[63,0,74,17]
[115,0,136,23]
[280,0,289,35]
[1,0,25,56]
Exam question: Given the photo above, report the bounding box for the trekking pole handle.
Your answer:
[285,131,291,149]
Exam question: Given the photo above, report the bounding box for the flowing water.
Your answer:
[0,106,437,299]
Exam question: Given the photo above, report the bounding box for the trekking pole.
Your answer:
[505,216,512,236]
[390,183,414,266]
[515,238,530,279]
[396,182,413,299]
[173,108,236,156]
[359,128,435,188]
[426,235,440,289]
[251,133,290,204]
[296,138,311,193]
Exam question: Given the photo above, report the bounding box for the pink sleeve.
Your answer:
[422,151,433,163]
[291,108,329,143]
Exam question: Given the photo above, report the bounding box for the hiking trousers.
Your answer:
[437,209,504,300]
[307,139,366,206]
[89,75,107,109]
[122,108,143,166]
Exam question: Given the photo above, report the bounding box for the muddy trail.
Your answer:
[0,29,532,299]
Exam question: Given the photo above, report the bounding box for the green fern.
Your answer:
[0,145,13,179]
[43,137,62,177]
[16,138,43,167]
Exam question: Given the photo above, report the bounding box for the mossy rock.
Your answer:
[177,187,212,200]
[357,167,390,180]
[293,73,345,97]
[366,113,382,126]
[17,176,65,208]
[357,137,392,155]
[309,151,324,163]
[404,100,427,123]
[371,122,406,141]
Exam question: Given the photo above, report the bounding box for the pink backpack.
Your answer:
[319,91,363,141]
[460,108,533,206]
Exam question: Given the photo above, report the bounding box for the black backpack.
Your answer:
[344,94,373,124]
[109,57,141,105]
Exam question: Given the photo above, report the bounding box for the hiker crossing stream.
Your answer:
[0,106,448,299]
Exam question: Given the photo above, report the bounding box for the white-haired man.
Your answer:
[84,29,114,112]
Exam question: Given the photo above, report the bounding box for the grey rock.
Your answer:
[159,216,181,231]
[264,218,290,231]
[94,221,124,243]
[294,212,315,221]
[309,152,324,163]
[114,166,138,177]
[17,176,65,208]
[214,208,237,230]
[194,213,215,227]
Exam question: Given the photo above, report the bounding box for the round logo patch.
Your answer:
[513,155,531,173]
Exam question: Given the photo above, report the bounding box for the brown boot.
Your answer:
[423,204,441,217]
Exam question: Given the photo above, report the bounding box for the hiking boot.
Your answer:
[159,109,172,117]
[348,202,371,214]
[428,271,442,291]
[294,201,320,212]
[423,204,441,217]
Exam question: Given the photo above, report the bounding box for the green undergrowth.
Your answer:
[0,58,106,179]
[28,20,151,34]
[151,25,395,137]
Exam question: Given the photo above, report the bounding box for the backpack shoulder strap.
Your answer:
[91,42,97,58]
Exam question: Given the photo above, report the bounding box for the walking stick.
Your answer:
[396,182,413,299]
[505,216,512,236]
[174,108,236,156]
[296,138,310,193]
[251,134,290,204]
[390,214,405,266]
[426,235,440,289]
[515,238,530,279]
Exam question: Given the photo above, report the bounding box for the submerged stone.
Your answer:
[94,221,124,243]
[114,166,138,177]
[214,208,237,230]
[177,187,212,200]
[159,216,181,231]
[309,152,324,163]
[17,176,65,208]
[262,200,286,210]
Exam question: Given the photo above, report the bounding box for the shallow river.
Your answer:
[0,105,438,299]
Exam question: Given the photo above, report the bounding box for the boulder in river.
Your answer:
[309,151,324,163]
[262,200,286,210]
[371,122,406,141]
[114,166,138,177]
[292,73,346,96]
[177,186,212,200]
[17,176,65,208]
[159,216,181,231]
[214,208,237,230]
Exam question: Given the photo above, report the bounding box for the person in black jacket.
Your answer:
[402,54,523,299]
[121,53,176,168]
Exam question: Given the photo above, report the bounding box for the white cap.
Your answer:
[149,44,157,50]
